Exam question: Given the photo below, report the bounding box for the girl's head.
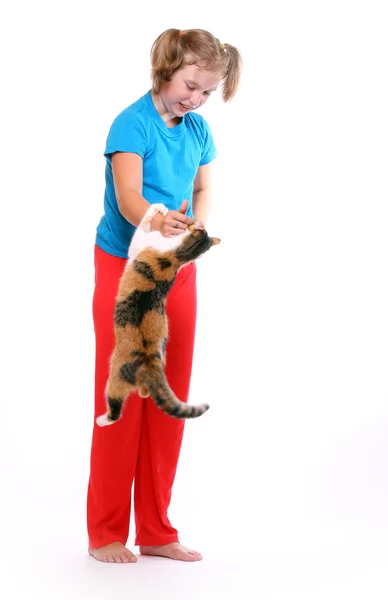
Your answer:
[150,28,243,103]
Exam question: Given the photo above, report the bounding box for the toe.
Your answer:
[186,554,198,562]
[186,548,202,561]
[124,549,137,563]
[176,549,196,561]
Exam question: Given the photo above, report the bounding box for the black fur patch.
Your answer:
[153,392,166,408]
[115,279,176,327]
[107,397,123,421]
[119,359,144,384]
[175,232,212,263]
[155,278,176,297]
[131,350,146,358]
[157,257,172,270]
[133,260,155,280]
[169,403,183,417]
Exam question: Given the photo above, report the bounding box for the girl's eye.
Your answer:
[186,84,194,90]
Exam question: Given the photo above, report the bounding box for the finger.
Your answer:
[170,213,194,226]
[167,217,188,230]
[178,199,189,214]
[170,224,185,237]
[172,220,187,230]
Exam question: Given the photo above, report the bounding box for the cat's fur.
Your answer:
[96,203,220,426]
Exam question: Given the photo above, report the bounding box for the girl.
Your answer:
[87,28,242,563]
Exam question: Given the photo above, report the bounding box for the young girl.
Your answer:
[87,28,242,564]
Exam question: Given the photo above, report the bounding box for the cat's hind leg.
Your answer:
[96,370,136,427]
[96,396,125,427]
[138,384,149,398]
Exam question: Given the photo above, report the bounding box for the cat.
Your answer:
[96,203,221,426]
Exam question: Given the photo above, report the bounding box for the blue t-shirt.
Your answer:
[95,90,217,258]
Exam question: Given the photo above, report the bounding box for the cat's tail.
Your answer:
[139,363,209,419]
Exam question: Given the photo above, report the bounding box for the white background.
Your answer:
[1,1,387,598]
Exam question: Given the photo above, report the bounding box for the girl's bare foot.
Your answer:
[139,542,202,561]
[88,542,137,563]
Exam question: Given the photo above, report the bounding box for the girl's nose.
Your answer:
[189,90,202,107]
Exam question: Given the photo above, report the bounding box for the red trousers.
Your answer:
[87,244,197,549]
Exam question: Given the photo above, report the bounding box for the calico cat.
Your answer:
[96,203,221,426]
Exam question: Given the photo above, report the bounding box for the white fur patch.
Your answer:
[140,203,169,233]
[96,414,115,427]
[127,203,190,263]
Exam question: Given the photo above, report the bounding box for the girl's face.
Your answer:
[158,63,221,117]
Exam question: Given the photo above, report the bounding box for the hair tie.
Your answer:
[178,30,183,37]
[216,38,226,51]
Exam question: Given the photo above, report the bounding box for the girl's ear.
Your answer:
[194,220,205,230]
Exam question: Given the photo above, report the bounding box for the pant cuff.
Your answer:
[135,535,179,547]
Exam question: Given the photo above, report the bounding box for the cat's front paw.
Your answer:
[143,204,169,232]
[96,414,116,427]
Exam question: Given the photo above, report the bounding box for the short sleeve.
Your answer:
[199,119,217,166]
[104,112,147,159]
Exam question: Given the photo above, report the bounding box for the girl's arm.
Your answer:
[112,152,193,234]
[112,152,154,225]
[192,164,212,227]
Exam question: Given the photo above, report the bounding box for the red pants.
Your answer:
[87,244,197,548]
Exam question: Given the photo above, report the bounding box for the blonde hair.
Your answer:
[150,28,243,102]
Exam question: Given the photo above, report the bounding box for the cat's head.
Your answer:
[174,220,221,264]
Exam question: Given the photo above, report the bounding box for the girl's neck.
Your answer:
[151,91,181,128]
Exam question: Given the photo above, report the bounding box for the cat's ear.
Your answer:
[211,237,221,246]
[194,220,205,231]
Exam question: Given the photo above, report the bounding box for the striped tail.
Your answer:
[140,364,209,419]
